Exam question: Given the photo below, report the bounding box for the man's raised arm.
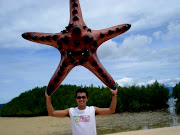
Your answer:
[95,88,118,115]
[45,92,69,117]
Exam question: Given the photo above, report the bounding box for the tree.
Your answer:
[172,82,180,113]
[1,82,170,116]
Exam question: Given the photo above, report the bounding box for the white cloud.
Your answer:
[97,35,152,60]
[124,0,180,32]
[147,78,180,87]
[97,40,118,59]
[119,35,152,56]
[116,77,136,87]
[153,31,162,40]
[163,22,180,40]
[1,0,180,49]
[116,77,180,87]
[1,0,180,103]
[83,0,180,32]
[153,22,180,40]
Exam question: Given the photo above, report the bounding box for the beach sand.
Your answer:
[0,111,179,135]
[0,116,72,135]
[106,126,180,135]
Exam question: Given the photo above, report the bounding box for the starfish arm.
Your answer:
[21,0,131,95]
[22,32,63,49]
[46,56,75,96]
[92,24,131,48]
[69,0,86,26]
[83,53,117,90]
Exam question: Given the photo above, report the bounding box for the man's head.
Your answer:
[75,88,89,109]
[75,88,88,98]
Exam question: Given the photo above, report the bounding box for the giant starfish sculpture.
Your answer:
[22,0,131,96]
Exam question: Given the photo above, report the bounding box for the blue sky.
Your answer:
[0,0,180,104]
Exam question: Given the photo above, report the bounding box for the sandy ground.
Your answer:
[0,116,71,135]
[0,111,179,135]
[106,126,180,135]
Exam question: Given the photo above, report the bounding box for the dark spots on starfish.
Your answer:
[73,16,79,21]
[60,67,64,72]
[59,47,63,51]
[60,36,69,44]
[100,32,105,38]
[54,78,59,83]
[72,9,78,14]
[57,71,62,77]
[67,51,73,59]
[80,59,88,65]
[57,41,63,50]
[92,40,98,47]
[31,35,36,40]
[57,40,61,46]
[84,59,88,63]
[73,26,81,34]
[81,52,84,56]
[52,35,57,41]
[61,30,67,34]
[102,73,107,78]
[46,85,54,96]
[110,83,117,90]
[116,27,121,33]
[91,49,95,53]
[22,33,29,39]
[62,62,67,67]
[61,51,65,56]
[40,36,45,41]
[87,29,91,32]
[21,0,132,96]
[83,25,87,29]
[124,24,131,30]
[106,78,111,83]
[69,23,73,27]
[92,61,98,66]
[109,30,114,35]
[98,68,103,73]
[70,59,75,64]
[82,49,90,57]
[66,23,73,31]
[84,35,93,43]
[65,26,70,31]
[74,40,80,47]
[74,62,78,66]
[72,2,78,7]
[45,35,51,41]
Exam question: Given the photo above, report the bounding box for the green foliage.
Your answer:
[172,82,180,113]
[117,81,169,112]
[1,81,170,117]
[1,86,47,116]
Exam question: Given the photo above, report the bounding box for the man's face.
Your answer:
[76,92,88,107]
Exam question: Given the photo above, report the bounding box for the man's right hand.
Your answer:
[45,91,51,99]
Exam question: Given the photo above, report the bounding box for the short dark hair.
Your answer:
[75,88,88,98]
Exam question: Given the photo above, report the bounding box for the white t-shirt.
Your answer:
[69,106,97,135]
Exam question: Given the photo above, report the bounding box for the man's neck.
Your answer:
[78,106,86,110]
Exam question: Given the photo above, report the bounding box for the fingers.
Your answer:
[109,88,118,95]
[45,91,51,98]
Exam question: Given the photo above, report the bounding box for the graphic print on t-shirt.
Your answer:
[73,115,90,123]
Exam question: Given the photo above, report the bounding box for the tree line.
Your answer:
[0,81,174,117]
[172,82,180,113]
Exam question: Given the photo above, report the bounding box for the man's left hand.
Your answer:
[110,88,118,96]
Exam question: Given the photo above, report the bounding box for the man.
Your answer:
[45,87,118,135]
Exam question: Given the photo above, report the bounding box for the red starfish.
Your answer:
[22,0,131,96]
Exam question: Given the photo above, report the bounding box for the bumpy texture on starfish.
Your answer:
[22,0,131,96]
